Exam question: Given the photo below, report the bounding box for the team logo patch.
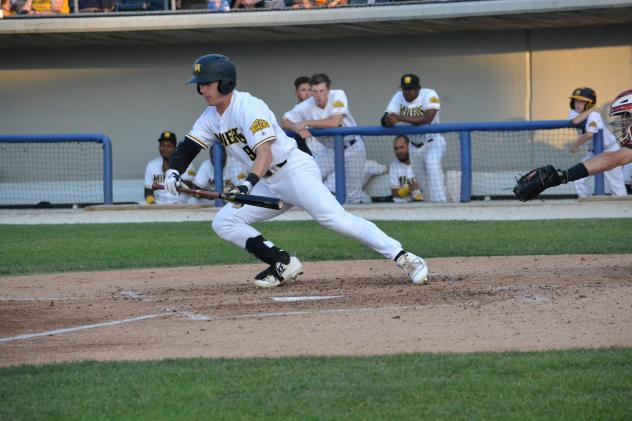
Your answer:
[194,64,201,74]
[237,172,247,180]
[588,121,597,129]
[250,119,271,134]
[429,96,440,104]
[187,169,196,176]
[333,100,345,108]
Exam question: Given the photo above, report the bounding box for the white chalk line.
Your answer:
[0,314,166,344]
[0,304,425,344]
[0,297,82,302]
[201,304,424,321]
[271,295,344,302]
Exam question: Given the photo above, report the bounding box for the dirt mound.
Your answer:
[1,255,631,366]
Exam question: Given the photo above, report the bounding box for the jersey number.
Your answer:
[243,145,256,161]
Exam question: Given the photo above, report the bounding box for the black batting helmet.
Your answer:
[569,87,596,110]
[187,54,236,95]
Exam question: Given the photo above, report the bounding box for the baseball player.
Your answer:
[287,76,314,156]
[567,87,627,197]
[514,89,632,201]
[164,54,428,288]
[143,131,196,205]
[191,145,249,204]
[281,73,366,204]
[381,73,447,202]
[388,135,424,203]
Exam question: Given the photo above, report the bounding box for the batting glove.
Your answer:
[164,169,181,195]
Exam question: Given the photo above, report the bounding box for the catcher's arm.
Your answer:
[512,165,566,202]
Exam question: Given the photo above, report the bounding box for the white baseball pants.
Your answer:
[410,136,447,202]
[212,148,403,260]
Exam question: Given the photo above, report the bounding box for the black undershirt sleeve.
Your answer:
[169,137,203,175]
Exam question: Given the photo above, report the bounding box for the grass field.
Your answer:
[1,219,631,276]
[1,218,631,419]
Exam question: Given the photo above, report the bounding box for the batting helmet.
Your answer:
[187,54,236,95]
[569,87,596,110]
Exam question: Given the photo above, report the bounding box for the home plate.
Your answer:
[271,295,343,303]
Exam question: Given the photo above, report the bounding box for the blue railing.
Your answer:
[0,134,113,204]
[295,120,604,203]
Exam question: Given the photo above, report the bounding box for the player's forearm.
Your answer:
[304,115,343,129]
[584,150,630,175]
[250,142,273,178]
[169,137,202,174]
[574,133,593,147]
[280,118,295,131]
[571,109,594,126]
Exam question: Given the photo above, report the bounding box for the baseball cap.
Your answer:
[158,131,177,144]
[400,73,420,89]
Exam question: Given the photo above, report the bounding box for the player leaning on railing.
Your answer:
[514,89,632,201]
[163,54,428,288]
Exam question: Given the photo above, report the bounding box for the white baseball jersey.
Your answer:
[385,88,442,144]
[388,159,417,203]
[186,90,296,168]
[144,157,196,204]
[193,157,249,191]
[568,110,619,152]
[283,89,362,148]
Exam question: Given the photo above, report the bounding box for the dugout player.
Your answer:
[144,131,196,205]
[381,73,447,202]
[567,87,626,197]
[191,144,249,204]
[164,54,428,288]
[514,89,632,201]
[389,135,424,203]
[281,73,366,204]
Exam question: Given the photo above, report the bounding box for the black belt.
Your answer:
[411,138,434,148]
[264,159,287,177]
[344,139,357,150]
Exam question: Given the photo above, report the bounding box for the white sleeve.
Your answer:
[568,110,579,120]
[193,160,213,188]
[144,162,154,189]
[423,89,441,110]
[584,111,601,133]
[388,163,400,189]
[331,90,349,115]
[186,110,215,149]
[241,101,277,151]
[283,103,304,123]
[385,92,401,114]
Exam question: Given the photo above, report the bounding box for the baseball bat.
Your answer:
[152,183,284,210]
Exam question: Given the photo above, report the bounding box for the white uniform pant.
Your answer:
[574,144,627,197]
[410,136,447,202]
[211,148,403,260]
[311,139,366,204]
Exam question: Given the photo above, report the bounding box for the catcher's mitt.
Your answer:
[513,165,566,202]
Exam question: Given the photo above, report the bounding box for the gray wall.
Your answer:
[1,25,631,182]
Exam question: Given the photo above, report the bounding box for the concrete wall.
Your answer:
[1,24,631,187]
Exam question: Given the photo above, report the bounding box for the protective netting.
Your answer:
[0,141,104,206]
[340,127,581,202]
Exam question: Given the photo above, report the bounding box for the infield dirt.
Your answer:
[1,254,631,367]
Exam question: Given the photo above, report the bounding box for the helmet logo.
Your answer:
[574,89,581,95]
[404,76,412,85]
[194,64,201,74]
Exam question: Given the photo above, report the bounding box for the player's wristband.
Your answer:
[245,172,260,188]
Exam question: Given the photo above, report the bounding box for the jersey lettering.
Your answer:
[399,105,424,117]
[216,128,248,147]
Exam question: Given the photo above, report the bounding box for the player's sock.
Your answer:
[394,250,406,262]
[245,235,290,265]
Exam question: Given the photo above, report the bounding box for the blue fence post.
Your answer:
[212,141,225,207]
[101,135,113,205]
[593,129,605,196]
[459,131,472,202]
[334,134,346,204]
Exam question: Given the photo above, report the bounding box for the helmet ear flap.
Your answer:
[217,79,235,95]
[569,99,575,110]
